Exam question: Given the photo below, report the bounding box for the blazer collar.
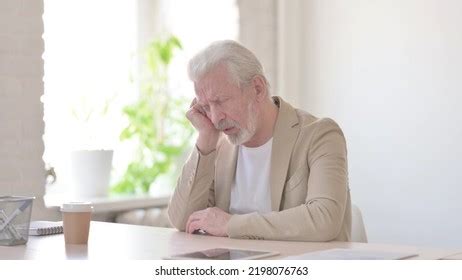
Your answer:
[269,96,300,210]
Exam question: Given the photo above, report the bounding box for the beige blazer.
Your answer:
[168,96,351,241]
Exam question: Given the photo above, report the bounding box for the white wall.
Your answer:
[238,0,278,94]
[0,0,57,219]
[301,0,462,248]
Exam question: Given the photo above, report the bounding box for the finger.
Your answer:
[187,217,201,233]
[188,220,203,234]
[191,102,206,115]
[186,104,206,121]
[186,210,205,232]
[185,215,197,233]
[189,98,197,108]
[189,209,206,221]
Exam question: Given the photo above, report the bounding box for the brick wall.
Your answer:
[0,0,56,219]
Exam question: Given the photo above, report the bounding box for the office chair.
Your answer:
[351,204,368,242]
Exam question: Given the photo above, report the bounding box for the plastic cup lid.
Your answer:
[60,202,93,212]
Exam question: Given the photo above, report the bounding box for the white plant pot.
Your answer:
[70,150,113,199]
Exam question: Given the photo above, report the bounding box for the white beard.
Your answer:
[216,102,258,146]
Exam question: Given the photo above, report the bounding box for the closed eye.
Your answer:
[216,98,230,106]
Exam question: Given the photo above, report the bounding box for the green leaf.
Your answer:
[113,34,193,194]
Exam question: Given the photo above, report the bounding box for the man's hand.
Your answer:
[186,98,220,154]
[185,207,232,237]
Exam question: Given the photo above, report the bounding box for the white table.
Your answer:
[0,222,460,260]
[441,252,462,260]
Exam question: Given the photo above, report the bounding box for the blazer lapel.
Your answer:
[270,97,300,211]
[215,139,238,211]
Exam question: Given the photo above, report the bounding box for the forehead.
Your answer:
[194,64,238,103]
[195,87,228,103]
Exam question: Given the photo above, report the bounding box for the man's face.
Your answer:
[194,64,258,145]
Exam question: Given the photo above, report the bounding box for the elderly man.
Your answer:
[168,40,351,241]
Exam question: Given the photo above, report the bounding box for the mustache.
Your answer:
[215,119,239,131]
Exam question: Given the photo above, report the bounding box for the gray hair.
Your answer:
[187,40,270,91]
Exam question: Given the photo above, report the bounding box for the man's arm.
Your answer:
[168,97,221,231]
[167,146,216,231]
[226,119,349,241]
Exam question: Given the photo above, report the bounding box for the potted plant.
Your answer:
[68,95,117,198]
[112,35,194,194]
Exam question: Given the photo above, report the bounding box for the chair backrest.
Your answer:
[351,204,368,242]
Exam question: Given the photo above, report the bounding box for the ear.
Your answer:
[252,75,267,102]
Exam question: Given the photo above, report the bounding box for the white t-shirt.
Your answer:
[229,138,273,215]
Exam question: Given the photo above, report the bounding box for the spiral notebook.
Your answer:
[29,221,63,236]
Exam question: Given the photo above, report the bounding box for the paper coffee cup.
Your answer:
[61,202,93,244]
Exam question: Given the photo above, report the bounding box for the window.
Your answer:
[43,0,238,197]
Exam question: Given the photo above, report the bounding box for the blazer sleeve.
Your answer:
[167,146,216,231]
[226,119,349,241]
